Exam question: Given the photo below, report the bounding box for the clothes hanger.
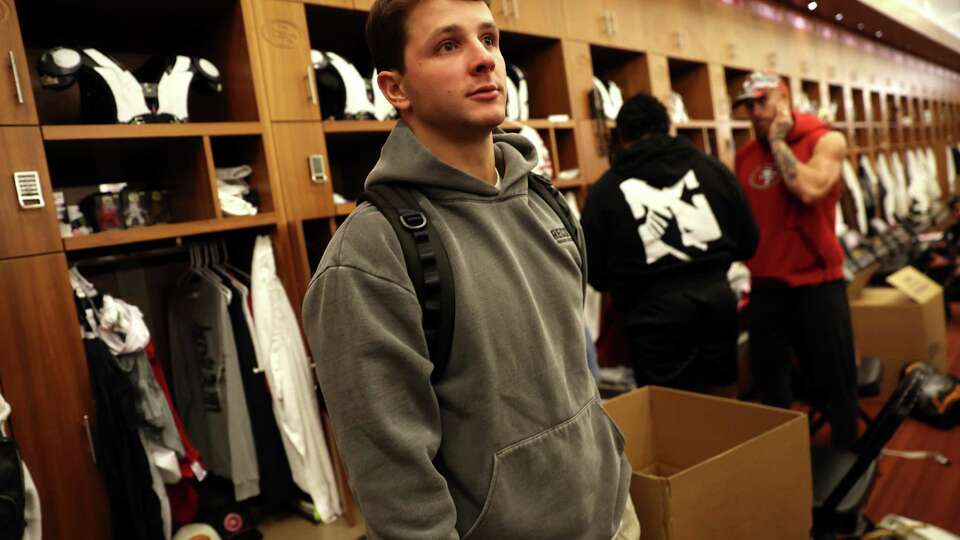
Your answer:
[221,239,251,282]
[197,241,233,301]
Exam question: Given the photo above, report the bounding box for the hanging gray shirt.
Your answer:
[169,274,260,500]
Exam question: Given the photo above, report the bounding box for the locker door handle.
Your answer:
[511,0,519,19]
[308,154,327,184]
[306,65,319,106]
[673,31,686,51]
[83,414,97,465]
[9,51,24,105]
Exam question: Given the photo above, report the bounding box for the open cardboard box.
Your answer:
[604,387,812,540]
[850,268,947,401]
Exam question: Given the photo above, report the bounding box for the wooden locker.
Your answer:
[0,0,37,125]
[492,0,565,38]
[0,127,61,259]
[562,0,644,51]
[253,0,321,122]
[0,253,108,540]
[643,0,707,61]
[272,122,337,221]
[700,0,761,70]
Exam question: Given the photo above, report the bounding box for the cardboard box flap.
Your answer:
[886,266,942,304]
[667,417,813,540]
[649,387,803,473]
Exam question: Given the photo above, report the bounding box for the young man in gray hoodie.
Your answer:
[301,0,636,538]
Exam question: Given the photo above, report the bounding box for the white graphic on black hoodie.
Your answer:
[619,169,722,264]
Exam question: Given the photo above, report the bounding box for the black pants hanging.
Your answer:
[226,283,298,506]
[83,335,165,540]
[748,279,859,448]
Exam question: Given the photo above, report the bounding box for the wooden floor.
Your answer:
[260,514,365,540]
[860,305,960,533]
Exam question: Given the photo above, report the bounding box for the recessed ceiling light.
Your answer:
[857,23,865,30]
[835,13,844,21]
[807,1,818,11]
[875,30,883,38]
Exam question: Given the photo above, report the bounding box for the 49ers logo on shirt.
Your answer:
[748,164,781,190]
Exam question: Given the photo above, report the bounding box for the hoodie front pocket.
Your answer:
[462,398,630,540]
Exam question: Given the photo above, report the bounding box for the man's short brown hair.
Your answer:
[366,0,492,73]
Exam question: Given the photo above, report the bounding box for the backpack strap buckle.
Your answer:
[399,210,428,231]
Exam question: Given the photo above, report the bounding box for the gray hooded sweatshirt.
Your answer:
[302,122,631,540]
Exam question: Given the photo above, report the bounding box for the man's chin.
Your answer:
[468,111,506,131]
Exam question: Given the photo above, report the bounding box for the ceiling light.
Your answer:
[857,23,865,30]
[807,1,818,11]
[875,30,883,38]
[835,13,844,21]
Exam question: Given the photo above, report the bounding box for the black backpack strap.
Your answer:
[358,185,455,383]
[527,173,587,294]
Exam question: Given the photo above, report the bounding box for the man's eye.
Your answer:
[482,34,496,46]
[439,41,457,52]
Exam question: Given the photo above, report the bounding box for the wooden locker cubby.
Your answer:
[851,88,866,123]
[208,134,275,215]
[302,4,373,122]
[724,67,752,121]
[732,125,753,151]
[44,137,216,225]
[870,91,883,123]
[325,130,389,203]
[676,126,708,155]
[800,79,821,111]
[500,32,572,119]
[828,84,846,123]
[886,93,900,128]
[590,45,652,100]
[16,0,259,125]
[554,126,581,184]
[303,216,337,274]
[667,58,714,122]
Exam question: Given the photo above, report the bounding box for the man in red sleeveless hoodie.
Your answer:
[734,72,858,448]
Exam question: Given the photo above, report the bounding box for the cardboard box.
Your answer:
[603,387,812,540]
[850,285,947,401]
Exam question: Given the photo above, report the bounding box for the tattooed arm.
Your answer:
[768,105,847,204]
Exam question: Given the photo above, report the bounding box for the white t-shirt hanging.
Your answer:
[947,145,958,197]
[925,147,941,203]
[841,159,868,233]
[889,152,910,217]
[592,77,616,120]
[874,153,900,223]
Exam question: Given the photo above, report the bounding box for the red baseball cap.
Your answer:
[733,72,787,106]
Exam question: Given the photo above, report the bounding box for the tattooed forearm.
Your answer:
[771,140,798,183]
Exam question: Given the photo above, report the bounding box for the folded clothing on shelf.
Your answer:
[216,166,258,217]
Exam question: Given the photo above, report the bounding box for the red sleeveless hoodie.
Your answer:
[735,113,844,287]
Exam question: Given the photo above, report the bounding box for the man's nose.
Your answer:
[470,41,496,75]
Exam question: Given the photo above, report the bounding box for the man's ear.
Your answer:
[377,70,411,112]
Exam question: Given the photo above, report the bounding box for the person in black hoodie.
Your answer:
[582,93,759,395]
